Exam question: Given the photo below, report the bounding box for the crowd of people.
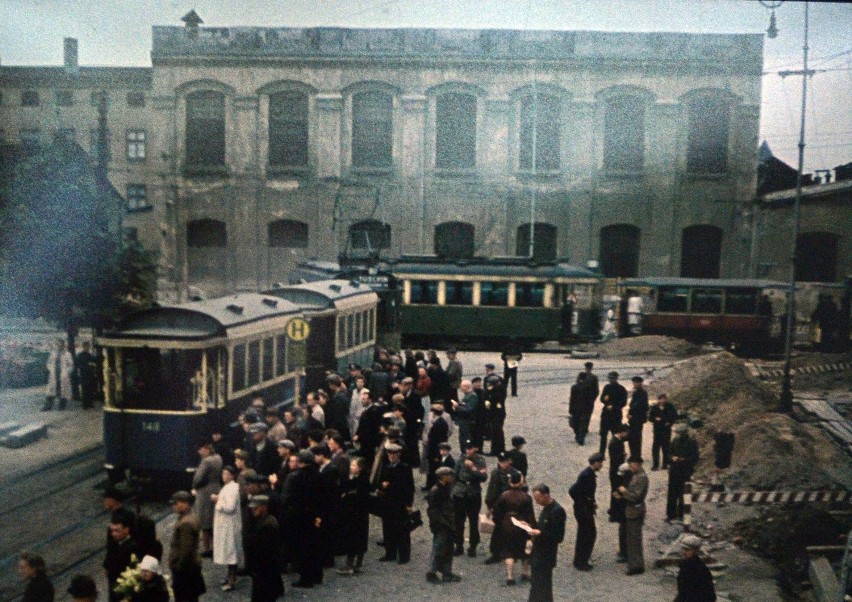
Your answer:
[20,350,716,602]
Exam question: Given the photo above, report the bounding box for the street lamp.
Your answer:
[761,1,811,413]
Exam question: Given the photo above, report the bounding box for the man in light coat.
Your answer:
[192,441,222,558]
[43,338,74,410]
[617,456,649,575]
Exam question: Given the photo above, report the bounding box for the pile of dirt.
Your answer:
[650,352,852,490]
[592,335,702,358]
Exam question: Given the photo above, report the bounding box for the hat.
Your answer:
[608,371,619,378]
[447,348,457,354]
[588,452,605,464]
[497,451,511,463]
[222,464,238,477]
[511,435,527,447]
[102,485,126,502]
[631,376,644,383]
[509,470,523,485]
[584,361,594,369]
[347,363,361,371]
[277,439,296,450]
[138,555,161,574]
[464,440,479,450]
[627,456,643,464]
[386,443,403,453]
[248,494,270,508]
[310,444,330,457]
[435,466,454,478]
[680,534,703,551]
[67,574,98,597]
[248,422,269,434]
[484,363,496,370]
[401,376,414,384]
[297,449,315,464]
[439,442,452,450]
[617,462,630,476]
[169,490,193,504]
[243,410,259,423]
[674,423,689,435]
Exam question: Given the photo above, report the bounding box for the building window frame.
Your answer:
[55,90,74,107]
[685,90,732,176]
[184,89,227,173]
[350,89,394,172]
[434,92,477,171]
[518,91,562,174]
[126,184,150,212]
[21,90,40,107]
[268,90,309,171]
[126,91,145,108]
[126,129,146,161]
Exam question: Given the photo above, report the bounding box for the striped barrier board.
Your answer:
[754,361,852,379]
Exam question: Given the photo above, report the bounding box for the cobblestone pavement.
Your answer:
[6,351,781,601]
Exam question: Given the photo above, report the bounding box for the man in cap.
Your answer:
[377,443,415,564]
[313,443,340,569]
[248,422,278,477]
[168,491,206,601]
[451,440,488,557]
[569,372,596,446]
[425,403,450,489]
[525,484,566,602]
[287,450,324,588]
[445,348,463,403]
[507,435,528,478]
[627,376,649,460]
[192,440,222,558]
[245,495,284,602]
[648,393,678,470]
[606,424,630,520]
[483,363,507,455]
[426,466,460,583]
[667,423,700,522]
[483,451,515,564]
[453,379,478,451]
[617,457,649,575]
[399,376,424,468]
[67,575,97,602]
[264,408,287,443]
[568,452,604,571]
[599,371,628,456]
[674,535,716,602]
[326,376,352,440]
[271,439,296,490]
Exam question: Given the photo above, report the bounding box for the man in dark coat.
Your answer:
[75,341,98,408]
[526,484,566,602]
[313,444,341,568]
[426,466,460,583]
[667,424,700,522]
[245,495,284,602]
[368,362,392,402]
[427,357,452,405]
[569,372,597,445]
[483,452,514,565]
[354,390,384,468]
[377,443,415,564]
[451,440,489,557]
[247,423,279,477]
[104,513,138,602]
[399,377,424,467]
[286,450,325,588]
[627,376,649,460]
[674,535,716,602]
[483,365,507,455]
[599,371,628,456]
[568,453,604,571]
[649,393,678,470]
[607,425,629,519]
[425,403,450,489]
[326,377,352,441]
[20,552,54,602]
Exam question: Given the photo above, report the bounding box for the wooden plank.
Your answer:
[808,556,841,602]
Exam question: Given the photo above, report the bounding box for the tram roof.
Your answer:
[103,293,302,340]
[389,257,600,279]
[622,277,789,290]
[265,279,379,310]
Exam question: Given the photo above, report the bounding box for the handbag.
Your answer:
[478,512,495,535]
[405,508,423,532]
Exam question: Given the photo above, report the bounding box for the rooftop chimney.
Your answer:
[64,38,78,74]
[181,10,203,38]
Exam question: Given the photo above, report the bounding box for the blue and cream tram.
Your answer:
[265,279,379,391]
[97,293,305,482]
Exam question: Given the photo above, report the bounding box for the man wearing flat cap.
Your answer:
[245,495,284,602]
[617,457,649,576]
[451,440,488,557]
[425,403,450,490]
[426,466,459,583]
[627,376,649,460]
[599,371,628,456]
[168,491,206,601]
[568,453,604,571]
[667,423,699,523]
[377,443,415,564]
[674,534,716,602]
[248,422,278,477]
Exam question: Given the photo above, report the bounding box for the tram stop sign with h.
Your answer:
[286,318,310,368]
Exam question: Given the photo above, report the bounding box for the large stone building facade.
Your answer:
[1,22,767,300]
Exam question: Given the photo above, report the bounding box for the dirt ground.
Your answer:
[589,335,702,358]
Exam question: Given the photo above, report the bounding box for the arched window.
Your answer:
[603,96,644,172]
[680,225,722,278]
[599,224,640,277]
[350,220,390,250]
[516,223,557,261]
[687,95,730,174]
[352,91,393,168]
[796,232,838,282]
[435,92,476,169]
[268,219,309,248]
[269,91,308,167]
[185,91,225,166]
[520,93,560,172]
[434,222,475,258]
[187,219,227,248]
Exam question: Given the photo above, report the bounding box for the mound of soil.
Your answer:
[592,335,701,358]
[650,352,852,490]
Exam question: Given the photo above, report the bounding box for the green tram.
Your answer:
[390,256,602,346]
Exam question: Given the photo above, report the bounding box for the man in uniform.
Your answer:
[667,423,700,522]
[648,393,678,470]
[606,424,629,520]
[377,443,415,564]
[599,371,628,456]
[568,452,604,571]
[617,457,649,576]
[426,466,460,584]
[483,364,507,455]
[451,440,488,557]
[526,484,566,602]
[399,377,424,468]
[425,403,450,489]
[245,495,284,602]
[168,491,206,602]
[674,534,716,602]
[627,377,649,460]
[453,379,478,450]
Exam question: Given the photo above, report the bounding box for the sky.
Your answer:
[1,0,850,173]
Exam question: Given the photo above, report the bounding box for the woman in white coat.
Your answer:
[212,465,243,592]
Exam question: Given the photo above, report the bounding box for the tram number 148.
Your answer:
[142,421,161,433]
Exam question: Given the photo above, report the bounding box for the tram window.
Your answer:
[409,280,438,304]
[691,289,723,314]
[275,335,287,375]
[247,341,261,386]
[232,344,246,391]
[657,287,688,313]
[285,339,299,373]
[361,310,369,342]
[347,314,355,349]
[725,289,758,315]
[446,281,473,305]
[516,283,545,307]
[354,312,362,346]
[480,282,509,306]
[262,338,274,381]
[121,348,203,410]
[337,317,345,351]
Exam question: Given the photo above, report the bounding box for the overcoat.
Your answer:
[213,480,243,566]
[45,348,74,400]
[192,453,222,530]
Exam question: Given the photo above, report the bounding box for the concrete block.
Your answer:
[0,421,22,437]
[0,423,48,448]
[808,556,841,602]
